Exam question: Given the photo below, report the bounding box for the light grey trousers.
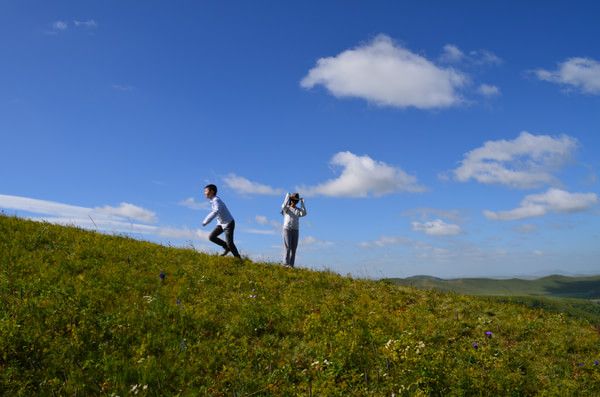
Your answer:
[283,228,299,266]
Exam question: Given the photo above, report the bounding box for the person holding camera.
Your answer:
[280,192,307,267]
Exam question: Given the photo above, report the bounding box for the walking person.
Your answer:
[202,184,241,258]
[281,192,307,267]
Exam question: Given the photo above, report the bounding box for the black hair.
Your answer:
[205,184,218,194]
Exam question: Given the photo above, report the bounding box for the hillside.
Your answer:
[384,275,600,299]
[1,215,599,396]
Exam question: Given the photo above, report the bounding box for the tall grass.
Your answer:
[1,215,599,396]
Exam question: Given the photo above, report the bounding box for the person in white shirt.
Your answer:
[202,184,240,258]
[280,192,307,267]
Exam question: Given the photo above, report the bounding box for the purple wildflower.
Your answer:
[159,271,166,281]
[472,342,479,349]
[485,331,493,338]
[594,360,599,366]
[578,363,585,367]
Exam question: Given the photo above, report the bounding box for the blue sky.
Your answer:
[1,1,599,278]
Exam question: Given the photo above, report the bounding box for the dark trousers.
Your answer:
[209,220,240,258]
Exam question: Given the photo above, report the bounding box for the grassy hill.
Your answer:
[384,275,600,299]
[384,276,600,326]
[1,215,600,396]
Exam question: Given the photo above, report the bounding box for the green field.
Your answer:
[384,275,600,326]
[384,275,600,299]
[1,215,600,396]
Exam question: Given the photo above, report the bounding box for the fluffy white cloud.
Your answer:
[453,131,578,188]
[179,197,208,210]
[412,219,462,236]
[223,174,283,196]
[484,188,598,221]
[440,44,465,63]
[244,215,281,235]
[478,84,500,97]
[301,236,334,247]
[300,151,425,198]
[535,57,600,94]
[0,194,209,241]
[301,35,467,109]
[95,202,157,223]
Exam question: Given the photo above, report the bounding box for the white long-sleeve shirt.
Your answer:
[202,196,234,227]
[280,193,307,230]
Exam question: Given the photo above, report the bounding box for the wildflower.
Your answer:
[143,295,154,303]
[594,360,599,366]
[159,271,166,281]
[578,362,585,367]
[472,342,479,350]
[485,331,493,338]
[249,294,257,299]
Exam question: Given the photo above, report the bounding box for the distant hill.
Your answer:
[384,274,600,299]
[1,215,600,395]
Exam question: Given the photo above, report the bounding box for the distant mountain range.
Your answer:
[383,274,600,300]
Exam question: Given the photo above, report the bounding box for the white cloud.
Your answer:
[74,19,98,29]
[300,236,334,247]
[179,197,208,210]
[157,227,209,240]
[52,21,68,31]
[95,203,157,223]
[534,57,600,94]
[484,188,598,221]
[514,224,538,234]
[244,228,277,235]
[300,151,425,198]
[301,35,468,109]
[453,131,578,188]
[0,194,210,241]
[412,219,462,236]
[247,215,281,235]
[402,207,464,223]
[223,174,284,196]
[255,215,269,225]
[478,84,500,97]
[359,235,412,248]
[440,45,502,66]
[440,44,465,63]
[469,49,503,66]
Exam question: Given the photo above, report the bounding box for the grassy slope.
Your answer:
[385,275,600,299]
[384,276,600,326]
[1,215,600,396]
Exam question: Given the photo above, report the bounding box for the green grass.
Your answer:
[384,276,600,326]
[1,214,600,396]
[384,275,600,299]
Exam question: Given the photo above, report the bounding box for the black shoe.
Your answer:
[220,249,230,256]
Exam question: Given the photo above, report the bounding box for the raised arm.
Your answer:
[280,193,290,215]
[298,198,307,217]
